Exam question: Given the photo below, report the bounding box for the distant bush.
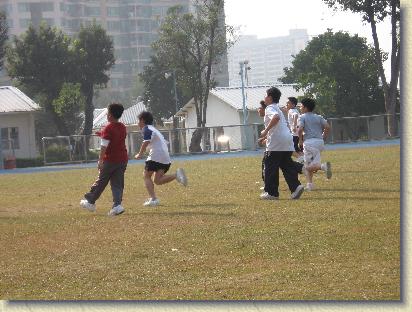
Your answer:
[16,157,44,168]
[44,145,71,163]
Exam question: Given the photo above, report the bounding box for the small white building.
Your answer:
[0,86,40,159]
[176,84,303,151]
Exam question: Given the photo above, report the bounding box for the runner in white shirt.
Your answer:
[134,111,187,207]
[259,87,304,200]
[286,97,304,162]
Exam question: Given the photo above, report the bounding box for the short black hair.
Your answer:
[259,100,266,108]
[108,103,124,119]
[288,97,298,106]
[301,98,316,112]
[138,111,154,125]
[266,87,281,103]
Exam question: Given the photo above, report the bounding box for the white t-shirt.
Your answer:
[264,103,294,152]
[142,125,171,164]
[287,108,300,136]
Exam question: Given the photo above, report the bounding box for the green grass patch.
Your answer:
[0,146,400,300]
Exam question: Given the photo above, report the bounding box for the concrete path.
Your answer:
[0,138,400,175]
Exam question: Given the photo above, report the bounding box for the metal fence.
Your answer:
[41,113,400,165]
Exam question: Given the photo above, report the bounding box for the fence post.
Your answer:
[0,139,3,170]
[83,135,88,162]
[42,138,46,164]
[329,119,334,144]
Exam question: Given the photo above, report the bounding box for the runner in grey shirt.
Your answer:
[298,98,332,191]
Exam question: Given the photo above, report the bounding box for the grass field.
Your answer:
[0,146,400,300]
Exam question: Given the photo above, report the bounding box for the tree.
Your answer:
[139,55,190,124]
[322,0,400,135]
[72,23,115,136]
[0,10,8,71]
[6,23,72,135]
[149,0,234,152]
[280,30,385,117]
[52,83,86,135]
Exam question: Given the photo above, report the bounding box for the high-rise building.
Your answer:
[0,0,229,102]
[227,29,309,86]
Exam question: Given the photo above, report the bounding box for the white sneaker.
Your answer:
[176,168,188,186]
[260,192,278,200]
[290,185,304,199]
[80,199,96,212]
[143,198,160,207]
[108,205,125,216]
[259,186,265,190]
[305,183,314,191]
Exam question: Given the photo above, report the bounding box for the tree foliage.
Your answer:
[280,30,385,117]
[6,22,114,137]
[0,10,8,71]
[72,23,115,135]
[144,0,234,151]
[6,23,72,135]
[322,0,400,134]
[139,56,190,124]
[52,83,86,135]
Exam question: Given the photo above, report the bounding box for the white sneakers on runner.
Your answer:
[176,168,188,186]
[80,199,96,212]
[143,198,160,207]
[108,205,125,216]
[290,185,305,200]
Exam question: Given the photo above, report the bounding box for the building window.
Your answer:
[107,7,120,17]
[85,6,101,17]
[1,127,19,150]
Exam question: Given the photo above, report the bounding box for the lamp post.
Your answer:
[164,70,178,115]
[239,60,251,125]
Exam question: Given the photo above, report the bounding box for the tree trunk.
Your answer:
[189,128,203,153]
[82,83,94,136]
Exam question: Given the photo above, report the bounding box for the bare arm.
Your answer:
[260,115,280,138]
[134,141,150,159]
[97,146,106,170]
[298,126,304,148]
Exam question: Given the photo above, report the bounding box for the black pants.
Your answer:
[85,161,127,208]
[262,153,303,183]
[264,151,301,197]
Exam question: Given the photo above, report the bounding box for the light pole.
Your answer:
[164,70,178,115]
[239,60,251,125]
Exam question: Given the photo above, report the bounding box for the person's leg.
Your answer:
[261,154,266,182]
[153,169,176,185]
[84,163,113,204]
[280,151,301,193]
[110,162,127,208]
[143,170,156,199]
[264,151,281,197]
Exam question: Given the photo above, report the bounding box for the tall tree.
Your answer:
[139,55,190,124]
[149,0,234,152]
[280,30,385,117]
[0,10,8,71]
[52,83,86,135]
[72,23,115,136]
[323,0,400,135]
[6,23,72,135]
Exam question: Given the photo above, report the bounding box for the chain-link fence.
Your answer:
[41,113,400,165]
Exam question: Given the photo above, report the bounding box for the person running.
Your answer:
[259,87,304,200]
[286,96,304,162]
[134,111,187,207]
[80,103,128,216]
[298,98,332,191]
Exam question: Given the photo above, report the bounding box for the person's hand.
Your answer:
[97,159,104,170]
[134,153,142,159]
[260,129,268,138]
[298,140,303,150]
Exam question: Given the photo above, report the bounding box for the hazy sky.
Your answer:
[224,0,393,76]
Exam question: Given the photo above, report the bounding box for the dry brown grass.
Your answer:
[0,146,400,300]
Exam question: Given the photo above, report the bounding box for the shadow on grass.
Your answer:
[318,188,399,193]
[140,210,237,217]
